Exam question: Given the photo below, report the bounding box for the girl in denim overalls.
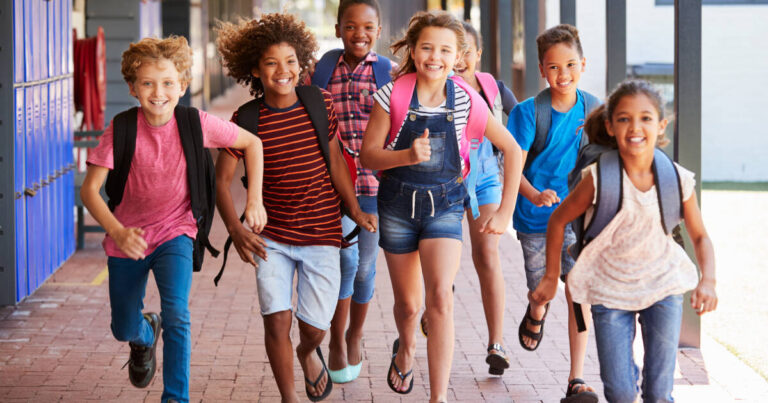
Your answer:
[360,11,522,403]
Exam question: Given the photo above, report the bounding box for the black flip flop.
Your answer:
[386,338,413,394]
[305,346,333,402]
[560,378,599,403]
[518,302,550,351]
[485,343,510,375]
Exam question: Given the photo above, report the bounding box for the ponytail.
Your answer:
[582,104,616,148]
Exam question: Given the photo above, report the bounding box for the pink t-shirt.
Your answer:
[87,109,239,258]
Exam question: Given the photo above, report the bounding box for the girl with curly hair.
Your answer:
[215,12,376,402]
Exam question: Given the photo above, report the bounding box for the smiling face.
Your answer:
[411,26,460,82]
[454,32,481,80]
[128,58,188,126]
[539,42,585,98]
[252,42,300,107]
[606,93,668,158]
[336,3,381,61]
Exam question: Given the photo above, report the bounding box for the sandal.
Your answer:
[420,284,455,337]
[485,343,510,375]
[386,338,413,394]
[518,302,550,351]
[305,347,333,402]
[560,378,599,403]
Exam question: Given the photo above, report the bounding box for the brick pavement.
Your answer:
[1,87,766,402]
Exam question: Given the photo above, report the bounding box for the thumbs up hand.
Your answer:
[410,129,432,164]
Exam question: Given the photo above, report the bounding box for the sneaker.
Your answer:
[124,312,162,388]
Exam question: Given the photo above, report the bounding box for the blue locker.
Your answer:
[53,80,63,266]
[47,0,55,78]
[41,84,52,279]
[39,0,48,80]
[46,82,59,272]
[52,0,61,77]
[13,0,24,83]
[66,0,73,75]
[15,88,27,302]
[23,0,34,81]
[24,86,37,294]
[64,77,75,257]
[32,85,44,291]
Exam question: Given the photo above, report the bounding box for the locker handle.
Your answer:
[32,182,41,191]
[24,188,37,197]
[15,192,23,200]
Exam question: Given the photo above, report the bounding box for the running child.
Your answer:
[215,13,376,402]
[532,79,717,403]
[309,0,392,384]
[80,36,266,403]
[507,24,600,402]
[360,11,522,402]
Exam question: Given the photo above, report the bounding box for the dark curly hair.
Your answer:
[216,13,318,98]
[337,0,381,25]
[536,24,583,64]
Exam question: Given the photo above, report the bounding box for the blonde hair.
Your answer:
[121,36,193,85]
[390,11,466,80]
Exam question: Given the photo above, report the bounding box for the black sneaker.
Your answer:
[124,312,162,388]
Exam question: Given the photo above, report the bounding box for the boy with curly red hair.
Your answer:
[215,13,376,402]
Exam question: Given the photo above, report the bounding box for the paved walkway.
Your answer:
[1,88,766,402]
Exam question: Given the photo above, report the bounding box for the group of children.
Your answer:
[80,1,718,402]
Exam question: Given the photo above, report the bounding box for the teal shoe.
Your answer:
[346,361,362,382]
[328,366,352,384]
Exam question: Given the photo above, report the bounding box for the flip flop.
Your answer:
[386,338,413,394]
[560,378,599,403]
[518,302,550,351]
[305,347,333,402]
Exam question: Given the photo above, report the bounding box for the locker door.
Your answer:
[15,88,27,302]
[39,0,48,80]
[64,77,75,257]
[41,84,53,279]
[23,0,34,81]
[24,86,37,295]
[13,0,24,83]
[54,80,64,266]
[47,0,55,79]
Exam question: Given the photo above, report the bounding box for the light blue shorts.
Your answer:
[464,154,502,209]
[254,237,341,330]
[517,224,577,291]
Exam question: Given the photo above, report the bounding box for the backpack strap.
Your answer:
[372,54,392,89]
[296,86,332,171]
[583,150,623,245]
[311,49,345,89]
[105,107,139,211]
[578,90,601,148]
[388,73,418,146]
[474,72,500,109]
[527,88,552,173]
[652,148,683,234]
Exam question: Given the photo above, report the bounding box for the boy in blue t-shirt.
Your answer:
[507,25,600,402]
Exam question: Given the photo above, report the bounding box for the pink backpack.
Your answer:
[387,72,489,218]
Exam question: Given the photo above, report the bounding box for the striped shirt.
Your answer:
[326,51,382,197]
[225,91,342,247]
[373,80,471,171]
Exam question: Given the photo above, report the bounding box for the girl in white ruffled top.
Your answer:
[530,80,718,403]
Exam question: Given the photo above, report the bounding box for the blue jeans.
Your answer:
[108,235,193,403]
[339,195,379,304]
[591,294,683,403]
[517,224,576,291]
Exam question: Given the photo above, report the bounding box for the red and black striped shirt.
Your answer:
[226,91,342,247]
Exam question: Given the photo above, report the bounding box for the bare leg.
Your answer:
[346,301,370,365]
[296,320,329,398]
[263,311,299,403]
[385,250,422,392]
[328,297,350,371]
[566,283,596,393]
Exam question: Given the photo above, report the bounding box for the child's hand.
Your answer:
[244,201,268,233]
[231,225,267,267]
[531,275,558,305]
[410,129,431,164]
[690,279,717,315]
[112,227,148,260]
[533,189,560,207]
[352,210,377,233]
[479,211,510,235]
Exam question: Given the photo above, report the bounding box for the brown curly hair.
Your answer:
[390,11,467,81]
[121,36,193,85]
[536,24,583,64]
[216,13,318,98]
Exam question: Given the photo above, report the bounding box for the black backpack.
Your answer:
[214,85,359,286]
[106,106,220,272]
[568,146,683,331]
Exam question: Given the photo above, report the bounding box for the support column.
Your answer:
[523,0,541,99]
[605,0,626,94]
[498,0,513,86]
[560,0,576,26]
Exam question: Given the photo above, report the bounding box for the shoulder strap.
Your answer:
[652,148,683,234]
[236,98,263,136]
[388,73,417,145]
[578,90,601,148]
[372,54,393,89]
[311,49,345,89]
[583,150,623,245]
[105,107,139,211]
[296,85,332,171]
[528,88,552,172]
[474,72,500,108]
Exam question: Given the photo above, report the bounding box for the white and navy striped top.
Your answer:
[373,81,471,166]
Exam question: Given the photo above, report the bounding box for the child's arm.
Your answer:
[519,151,560,207]
[80,165,148,260]
[531,172,595,305]
[480,116,522,234]
[328,136,377,232]
[228,128,267,233]
[215,150,267,266]
[360,103,430,171]
[683,193,718,315]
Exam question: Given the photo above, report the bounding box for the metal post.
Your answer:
[605,0,626,94]
[498,0,513,86]
[674,0,702,349]
[479,0,493,75]
[560,0,576,26]
[523,0,541,99]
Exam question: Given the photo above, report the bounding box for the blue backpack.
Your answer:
[311,49,392,89]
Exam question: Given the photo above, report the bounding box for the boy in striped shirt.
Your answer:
[215,13,376,402]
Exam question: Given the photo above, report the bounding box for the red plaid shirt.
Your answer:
[326,51,389,196]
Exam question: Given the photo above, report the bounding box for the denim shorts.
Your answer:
[377,177,466,254]
[464,154,502,209]
[517,224,576,291]
[339,195,379,303]
[254,237,341,330]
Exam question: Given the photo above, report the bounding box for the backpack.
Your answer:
[311,49,393,89]
[524,88,601,173]
[387,72,489,219]
[106,106,220,272]
[569,146,683,331]
[214,85,359,286]
[475,72,503,122]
